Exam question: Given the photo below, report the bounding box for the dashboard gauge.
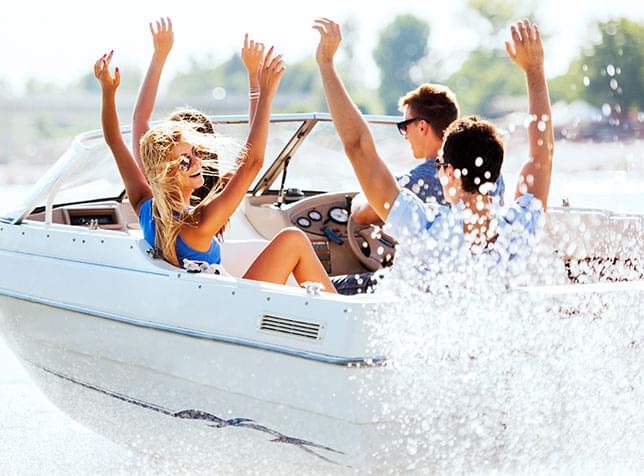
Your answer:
[328,207,349,224]
[296,217,311,228]
[308,210,323,222]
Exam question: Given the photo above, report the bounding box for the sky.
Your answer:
[0,0,642,93]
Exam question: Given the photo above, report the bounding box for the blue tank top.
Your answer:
[138,198,222,266]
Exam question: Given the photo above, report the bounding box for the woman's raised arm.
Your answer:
[94,52,152,212]
[132,17,174,170]
[197,47,285,236]
[241,33,264,127]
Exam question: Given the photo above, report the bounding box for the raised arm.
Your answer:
[505,19,554,211]
[94,52,152,212]
[197,48,285,236]
[241,33,264,127]
[132,17,174,170]
[313,18,399,221]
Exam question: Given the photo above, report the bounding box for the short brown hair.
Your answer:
[442,116,503,194]
[398,84,459,138]
[168,108,215,135]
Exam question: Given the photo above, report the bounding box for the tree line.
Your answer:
[6,4,643,120]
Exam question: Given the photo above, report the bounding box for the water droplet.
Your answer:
[602,104,612,116]
[406,438,418,455]
[211,87,226,100]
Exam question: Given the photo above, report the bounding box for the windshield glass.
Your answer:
[281,120,418,193]
[1,119,302,221]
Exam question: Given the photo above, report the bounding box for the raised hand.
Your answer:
[257,47,285,98]
[150,17,174,57]
[313,18,341,65]
[505,19,544,73]
[94,50,120,93]
[241,33,265,79]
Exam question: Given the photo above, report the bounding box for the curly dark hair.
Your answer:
[442,116,503,194]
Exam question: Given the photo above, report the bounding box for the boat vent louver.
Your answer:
[259,315,322,340]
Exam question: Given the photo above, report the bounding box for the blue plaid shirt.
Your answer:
[397,158,505,205]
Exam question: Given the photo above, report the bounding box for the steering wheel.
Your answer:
[347,216,397,271]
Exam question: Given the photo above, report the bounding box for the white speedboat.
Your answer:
[0,114,642,471]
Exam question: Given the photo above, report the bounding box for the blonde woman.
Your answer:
[94,48,336,292]
[132,17,265,201]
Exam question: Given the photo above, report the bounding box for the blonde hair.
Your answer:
[140,121,240,266]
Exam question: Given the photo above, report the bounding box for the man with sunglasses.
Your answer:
[351,86,505,228]
[314,18,554,291]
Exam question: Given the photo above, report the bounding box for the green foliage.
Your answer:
[0,78,11,97]
[468,0,538,34]
[25,79,59,95]
[373,15,430,114]
[168,57,215,96]
[446,48,525,116]
[74,65,142,95]
[168,54,247,96]
[280,57,321,95]
[551,18,643,114]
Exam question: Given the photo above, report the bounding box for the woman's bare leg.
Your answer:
[243,228,337,293]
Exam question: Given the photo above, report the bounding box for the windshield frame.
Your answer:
[3,113,401,225]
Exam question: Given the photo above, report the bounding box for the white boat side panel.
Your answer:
[0,221,386,361]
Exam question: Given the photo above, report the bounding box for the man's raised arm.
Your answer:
[313,18,400,221]
[506,19,555,211]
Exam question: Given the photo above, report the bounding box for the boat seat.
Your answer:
[546,208,644,283]
[546,208,643,260]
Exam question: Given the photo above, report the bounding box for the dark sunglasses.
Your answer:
[177,148,203,172]
[434,159,450,170]
[396,117,430,135]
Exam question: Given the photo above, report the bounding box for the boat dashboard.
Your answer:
[244,191,395,276]
[26,201,139,233]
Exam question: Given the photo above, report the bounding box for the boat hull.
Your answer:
[0,294,394,470]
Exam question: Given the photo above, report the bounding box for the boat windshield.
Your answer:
[1,118,302,223]
[280,120,418,193]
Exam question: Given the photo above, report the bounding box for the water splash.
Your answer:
[359,232,643,473]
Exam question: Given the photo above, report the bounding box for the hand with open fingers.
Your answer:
[313,18,341,65]
[257,47,285,97]
[505,19,544,73]
[93,51,120,93]
[150,17,174,57]
[241,33,265,79]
